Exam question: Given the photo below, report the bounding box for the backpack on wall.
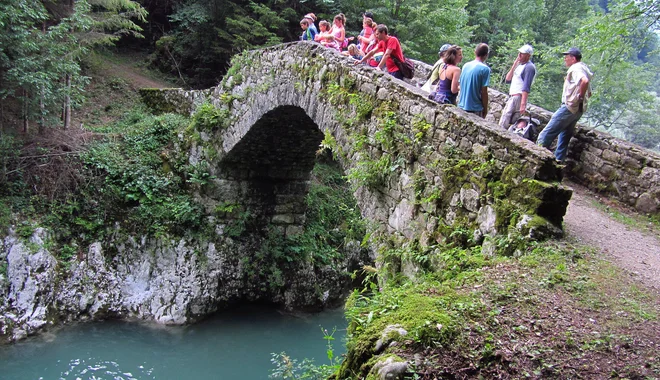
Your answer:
[508,115,540,142]
[391,55,415,79]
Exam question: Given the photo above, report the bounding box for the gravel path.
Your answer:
[563,181,660,292]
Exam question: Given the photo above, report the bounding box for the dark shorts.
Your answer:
[389,70,404,80]
[465,110,485,118]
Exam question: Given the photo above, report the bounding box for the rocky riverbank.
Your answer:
[0,225,370,342]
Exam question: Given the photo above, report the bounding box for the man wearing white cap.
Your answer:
[499,44,536,129]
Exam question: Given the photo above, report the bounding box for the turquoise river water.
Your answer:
[0,305,347,379]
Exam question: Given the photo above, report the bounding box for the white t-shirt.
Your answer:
[509,62,536,95]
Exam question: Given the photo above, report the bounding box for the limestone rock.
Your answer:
[371,356,409,380]
[516,214,563,240]
[374,325,408,353]
[460,187,480,212]
[636,192,658,213]
[477,205,497,236]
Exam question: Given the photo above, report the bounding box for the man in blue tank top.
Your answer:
[458,43,491,118]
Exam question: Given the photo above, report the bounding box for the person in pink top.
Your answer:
[329,13,346,51]
[316,20,339,50]
[357,18,375,54]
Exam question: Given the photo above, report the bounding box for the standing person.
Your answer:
[422,43,452,92]
[429,45,462,105]
[537,47,592,162]
[356,24,406,80]
[499,44,537,128]
[458,43,491,118]
[299,18,316,41]
[362,11,375,23]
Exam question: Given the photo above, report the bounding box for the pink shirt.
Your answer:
[361,26,373,53]
[332,27,344,51]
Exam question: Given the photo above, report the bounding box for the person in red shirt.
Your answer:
[356,24,405,80]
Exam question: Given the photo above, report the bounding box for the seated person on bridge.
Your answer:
[315,20,340,51]
[357,18,376,55]
[342,44,364,60]
[355,24,407,80]
[299,18,316,41]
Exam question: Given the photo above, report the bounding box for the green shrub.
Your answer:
[81,110,205,236]
[16,221,35,240]
[190,102,231,132]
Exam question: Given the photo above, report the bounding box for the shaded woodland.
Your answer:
[1,0,659,149]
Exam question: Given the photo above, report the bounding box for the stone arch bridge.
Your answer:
[140,42,656,252]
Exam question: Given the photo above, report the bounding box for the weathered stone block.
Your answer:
[601,149,619,163]
[635,192,659,213]
[581,150,604,169]
[460,188,480,212]
[271,214,295,224]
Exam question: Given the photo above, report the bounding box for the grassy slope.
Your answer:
[337,239,660,379]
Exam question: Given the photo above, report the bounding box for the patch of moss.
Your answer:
[493,198,521,232]
[339,278,483,379]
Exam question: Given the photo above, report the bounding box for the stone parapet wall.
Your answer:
[138,87,210,115]
[567,130,660,213]
[408,58,659,214]
[462,67,660,215]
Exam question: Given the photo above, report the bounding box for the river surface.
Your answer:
[0,305,347,380]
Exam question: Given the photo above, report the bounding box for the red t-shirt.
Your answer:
[378,36,404,73]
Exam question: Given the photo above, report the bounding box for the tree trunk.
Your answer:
[23,89,29,134]
[63,74,71,130]
[39,88,45,134]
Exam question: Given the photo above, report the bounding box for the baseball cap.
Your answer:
[439,43,452,54]
[362,11,374,19]
[518,44,533,55]
[562,47,582,59]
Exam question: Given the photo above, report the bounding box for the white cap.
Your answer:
[518,44,533,55]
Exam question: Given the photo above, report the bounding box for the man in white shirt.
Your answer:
[499,44,536,128]
[536,47,592,162]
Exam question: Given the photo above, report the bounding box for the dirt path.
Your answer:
[104,58,176,89]
[563,181,660,293]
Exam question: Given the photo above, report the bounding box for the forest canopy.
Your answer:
[1,0,659,150]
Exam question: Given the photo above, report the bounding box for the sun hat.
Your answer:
[518,44,533,55]
[438,43,452,54]
[562,47,582,59]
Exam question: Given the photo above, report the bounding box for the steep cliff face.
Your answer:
[0,226,370,343]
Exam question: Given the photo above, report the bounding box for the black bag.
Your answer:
[391,55,415,79]
[508,115,540,142]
